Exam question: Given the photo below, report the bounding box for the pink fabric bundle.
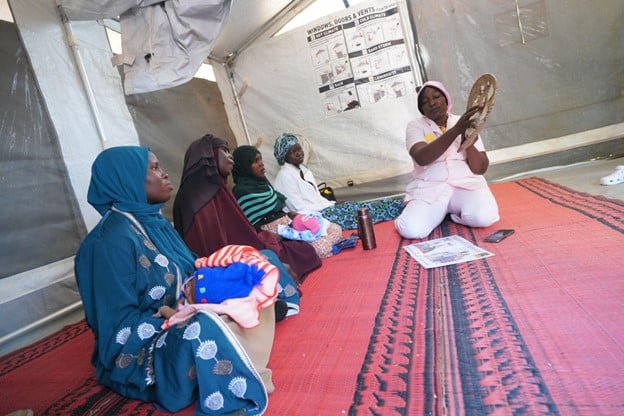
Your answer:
[291,214,321,234]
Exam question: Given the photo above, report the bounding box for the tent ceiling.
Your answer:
[58,0,314,62]
[55,0,317,92]
[211,0,308,60]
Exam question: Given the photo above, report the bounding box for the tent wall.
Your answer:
[1,0,238,356]
[0,19,85,354]
[0,20,85,279]
[7,0,140,229]
[1,0,139,356]
[217,0,421,190]
[412,0,624,176]
[217,0,623,195]
[125,76,237,220]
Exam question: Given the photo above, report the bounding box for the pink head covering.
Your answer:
[417,81,452,114]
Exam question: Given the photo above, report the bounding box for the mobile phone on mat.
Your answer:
[484,229,514,243]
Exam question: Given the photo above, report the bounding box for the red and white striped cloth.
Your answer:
[164,245,279,329]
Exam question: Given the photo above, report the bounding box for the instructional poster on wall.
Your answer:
[306,0,416,117]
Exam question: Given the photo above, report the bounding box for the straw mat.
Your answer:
[1,178,622,415]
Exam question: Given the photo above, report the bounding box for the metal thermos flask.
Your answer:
[357,207,376,250]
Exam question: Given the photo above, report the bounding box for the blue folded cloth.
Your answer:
[331,234,359,254]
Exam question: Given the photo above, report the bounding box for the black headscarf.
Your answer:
[173,134,229,237]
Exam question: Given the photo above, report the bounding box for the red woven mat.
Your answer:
[269,177,624,415]
[1,178,623,415]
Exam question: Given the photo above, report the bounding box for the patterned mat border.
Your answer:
[348,222,559,415]
[0,320,89,376]
[517,177,624,232]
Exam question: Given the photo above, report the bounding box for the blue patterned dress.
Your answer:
[75,146,268,415]
[75,209,267,415]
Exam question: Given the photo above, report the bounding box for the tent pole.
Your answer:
[400,0,426,85]
[0,301,83,351]
[225,64,252,145]
[56,2,108,146]
[224,0,317,58]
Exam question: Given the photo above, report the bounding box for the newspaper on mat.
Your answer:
[404,235,494,269]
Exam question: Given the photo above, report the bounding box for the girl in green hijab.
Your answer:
[232,145,342,259]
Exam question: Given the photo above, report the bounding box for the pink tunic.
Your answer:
[404,113,489,204]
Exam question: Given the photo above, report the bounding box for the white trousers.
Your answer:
[395,185,500,239]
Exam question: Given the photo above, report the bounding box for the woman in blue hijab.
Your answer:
[74,146,268,415]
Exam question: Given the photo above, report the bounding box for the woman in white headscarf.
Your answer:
[272,133,404,231]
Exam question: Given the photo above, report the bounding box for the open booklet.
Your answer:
[404,235,494,269]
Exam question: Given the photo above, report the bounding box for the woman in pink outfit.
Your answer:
[395,81,500,239]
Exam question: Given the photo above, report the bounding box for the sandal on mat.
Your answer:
[460,73,498,152]
[600,165,624,185]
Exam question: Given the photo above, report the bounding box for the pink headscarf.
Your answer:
[417,81,452,114]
